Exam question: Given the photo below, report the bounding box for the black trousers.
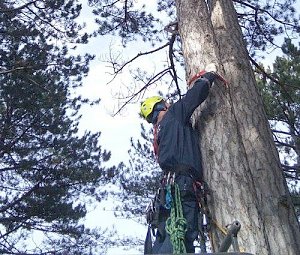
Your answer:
[152,174,199,254]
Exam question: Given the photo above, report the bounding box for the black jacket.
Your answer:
[156,76,214,179]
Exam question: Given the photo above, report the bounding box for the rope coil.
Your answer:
[165,183,187,254]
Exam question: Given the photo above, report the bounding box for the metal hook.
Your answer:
[171,172,175,185]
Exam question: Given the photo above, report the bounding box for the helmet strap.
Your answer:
[151,102,167,124]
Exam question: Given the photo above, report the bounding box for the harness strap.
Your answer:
[144,225,153,254]
[153,124,158,158]
[193,180,230,252]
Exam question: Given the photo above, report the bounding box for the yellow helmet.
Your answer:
[140,96,164,123]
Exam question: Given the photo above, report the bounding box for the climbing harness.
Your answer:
[145,173,209,254]
[145,173,174,233]
[165,182,187,254]
[145,172,188,254]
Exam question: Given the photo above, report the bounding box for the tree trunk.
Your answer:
[175,0,300,254]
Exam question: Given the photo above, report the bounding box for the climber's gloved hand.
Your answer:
[188,63,228,88]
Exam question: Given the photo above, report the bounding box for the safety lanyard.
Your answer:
[153,124,158,158]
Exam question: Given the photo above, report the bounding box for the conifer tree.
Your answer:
[0,1,116,254]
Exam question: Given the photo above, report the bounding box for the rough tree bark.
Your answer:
[175,0,300,254]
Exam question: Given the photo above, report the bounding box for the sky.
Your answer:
[73,1,300,254]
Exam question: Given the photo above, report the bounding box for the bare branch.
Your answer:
[106,42,170,84]
[112,68,171,116]
[0,66,30,75]
[272,129,291,136]
[274,140,297,151]
[167,22,181,98]
[164,21,179,35]
[282,163,300,173]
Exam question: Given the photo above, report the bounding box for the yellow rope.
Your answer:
[212,219,228,235]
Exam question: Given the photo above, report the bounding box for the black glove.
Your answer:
[202,71,218,87]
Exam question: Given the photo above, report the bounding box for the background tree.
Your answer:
[256,38,300,218]
[257,39,300,181]
[88,0,300,254]
[113,124,160,218]
[0,1,117,254]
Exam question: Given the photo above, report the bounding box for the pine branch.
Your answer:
[233,0,300,30]
[0,1,38,13]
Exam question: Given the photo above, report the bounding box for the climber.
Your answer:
[140,66,227,254]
